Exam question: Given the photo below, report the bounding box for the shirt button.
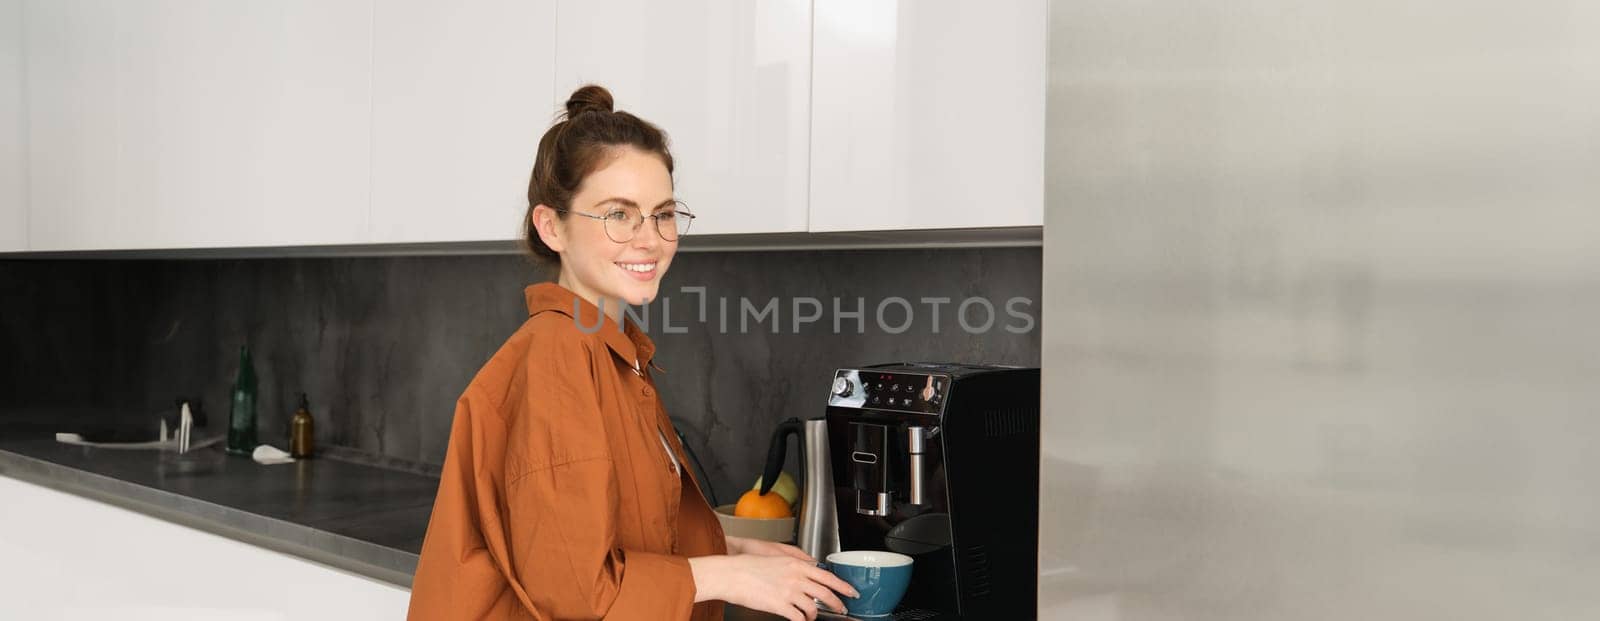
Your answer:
[642,385,653,397]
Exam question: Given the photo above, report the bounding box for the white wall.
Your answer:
[1041,0,1600,618]
[0,475,411,620]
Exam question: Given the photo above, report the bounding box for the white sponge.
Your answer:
[251,444,296,465]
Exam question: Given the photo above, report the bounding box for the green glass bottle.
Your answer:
[226,345,259,455]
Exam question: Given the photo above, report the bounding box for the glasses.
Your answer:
[557,201,696,243]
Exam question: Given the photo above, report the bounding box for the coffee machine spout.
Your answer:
[907,426,931,505]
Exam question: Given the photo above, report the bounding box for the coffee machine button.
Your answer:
[870,396,880,405]
[832,377,854,397]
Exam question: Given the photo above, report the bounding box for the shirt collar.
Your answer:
[523,282,656,367]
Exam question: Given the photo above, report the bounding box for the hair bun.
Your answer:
[564,84,614,120]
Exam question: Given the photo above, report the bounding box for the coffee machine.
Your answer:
[824,362,1040,619]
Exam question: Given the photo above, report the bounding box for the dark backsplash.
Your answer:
[1,248,1040,503]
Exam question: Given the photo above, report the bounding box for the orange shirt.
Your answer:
[408,282,727,620]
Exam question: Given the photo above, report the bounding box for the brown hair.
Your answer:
[523,84,675,264]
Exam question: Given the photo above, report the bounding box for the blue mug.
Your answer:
[824,550,915,618]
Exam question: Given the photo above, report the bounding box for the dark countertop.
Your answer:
[0,434,436,587]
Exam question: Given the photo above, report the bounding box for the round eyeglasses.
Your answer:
[556,201,695,243]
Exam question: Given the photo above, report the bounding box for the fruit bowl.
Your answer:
[713,504,796,543]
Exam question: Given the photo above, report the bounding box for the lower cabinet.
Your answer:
[0,475,411,619]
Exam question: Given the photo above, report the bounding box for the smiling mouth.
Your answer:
[616,261,658,275]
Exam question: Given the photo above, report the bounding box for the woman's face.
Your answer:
[534,146,678,316]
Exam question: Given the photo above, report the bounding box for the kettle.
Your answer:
[760,416,840,561]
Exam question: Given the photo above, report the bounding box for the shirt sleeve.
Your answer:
[501,320,698,620]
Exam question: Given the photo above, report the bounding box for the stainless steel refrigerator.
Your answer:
[1041,0,1600,618]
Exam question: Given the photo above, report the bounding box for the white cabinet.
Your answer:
[0,0,23,252]
[554,0,811,236]
[809,0,1045,232]
[22,0,118,252]
[0,475,411,619]
[26,0,372,252]
[370,0,556,244]
[16,1,1040,253]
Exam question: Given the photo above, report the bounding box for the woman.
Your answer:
[407,85,856,621]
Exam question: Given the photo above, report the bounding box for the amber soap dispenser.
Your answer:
[289,393,315,459]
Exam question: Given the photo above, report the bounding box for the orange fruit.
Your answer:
[733,489,793,519]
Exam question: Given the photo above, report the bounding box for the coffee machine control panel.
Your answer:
[828,368,948,415]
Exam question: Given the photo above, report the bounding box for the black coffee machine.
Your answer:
[824,362,1041,620]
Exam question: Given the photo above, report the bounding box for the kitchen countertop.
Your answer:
[0,434,435,587]
[0,434,819,618]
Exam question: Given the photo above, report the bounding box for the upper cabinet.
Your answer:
[369,0,556,244]
[0,0,24,252]
[808,0,1046,232]
[14,1,1042,253]
[21,0,118,252]
[26,0,372,252]
[553,0,811,236]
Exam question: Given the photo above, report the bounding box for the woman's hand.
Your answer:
[725,536,813,562]
[689,554,858,621]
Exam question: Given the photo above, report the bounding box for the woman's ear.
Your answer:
[531,204,566,254]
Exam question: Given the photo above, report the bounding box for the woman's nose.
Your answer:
[632,219,663,249]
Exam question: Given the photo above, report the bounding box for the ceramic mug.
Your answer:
[824,550,914,618]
